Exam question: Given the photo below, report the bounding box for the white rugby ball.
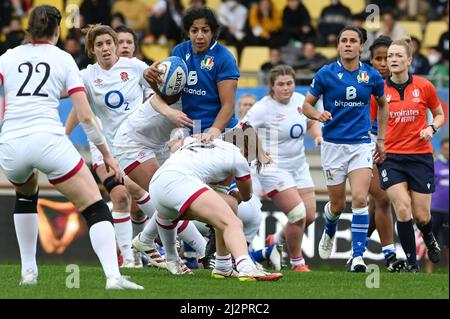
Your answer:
[157,56,188,96]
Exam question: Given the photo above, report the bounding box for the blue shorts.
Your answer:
[378,153,435,194]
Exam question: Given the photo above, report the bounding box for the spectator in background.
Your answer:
[248,0,285,48]
[110,12,126,30]
[293,41,328,74]
[429,49,449,88]
[112,0,148,36]
[426,138,449,273]
[64,35,90,69]
[428,0,449,20]
[375,9,407,41]
[79,0,111,27]
[4,16,25,49]
[317,0,351,46]
[351,12,375,62]
[149,0,184,45]
[282,0,315,45]
[218,0,248,53]
[410,36,431,75]
[237,94,257,120]
[437,14,449,64]
[189,0,206,9]
[261,47,284,73]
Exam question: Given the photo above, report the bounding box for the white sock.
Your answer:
[176,220,207,259]
[14,214,38,276]
[215,254,233,272]
[140,214,158,244]
[155,214,179,261]
[235,255,255,273]
[290,257,305,267]
[131,215,149,238]
[136,193,156,218]
[274,231,284,245]
[89,221,121,279]
[112,211,133,261]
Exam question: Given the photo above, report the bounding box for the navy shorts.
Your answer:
[378,154,435,193]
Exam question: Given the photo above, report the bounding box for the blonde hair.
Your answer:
[82,24,118,59]
[390,37,413,57]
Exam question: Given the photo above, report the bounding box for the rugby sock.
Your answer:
[136,193,156,218]
[140,214,158,244]
[14,214,38,276]
[235,255,256,273]
[182,241,198,269]
[89,221,121,279]
[382,244,396,258]
[155,214,179,261]
[176,220,207,259]
[131,214,149,238]
[215,254,233,272]
[249,244,275,262]
[274,231,285,244]
[416,220,434,244]
[290,257,305,267]
[397,220,417,266]
[351,207,370,258]
[112,211,133,262]
[324,202,340,238]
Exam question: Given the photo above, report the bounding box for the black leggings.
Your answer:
[432,210,449,248]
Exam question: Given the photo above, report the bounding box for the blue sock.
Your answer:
[249,244,275,262]
[382,244,396,259]
[351,207,370,258]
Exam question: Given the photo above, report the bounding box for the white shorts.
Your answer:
[321,141,374,186]
[257,162,315,197]
[113,128,169,175]
[0,132,83,185]
[149,171,211,220]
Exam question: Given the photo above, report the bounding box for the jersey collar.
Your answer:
[336,59,362,70]
[387,72,413,87]
[32,40,52,45]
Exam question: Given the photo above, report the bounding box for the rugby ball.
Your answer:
[157,56,188,96]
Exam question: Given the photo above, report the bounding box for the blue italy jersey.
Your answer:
[308,60,384,144]
[172,40,240,132]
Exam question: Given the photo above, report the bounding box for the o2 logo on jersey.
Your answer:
[290,124,304,139]
[346,86,357,100]
[104,90,130,110]
[187,71,198,86]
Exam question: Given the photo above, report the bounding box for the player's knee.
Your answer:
[330,200,345,213]
[103,175,124,194]
[81,200,113,228]
[352,196,368,209]
[394,202,411,220]
[131,209,145,220]
[14,190,39,214]
[287,202,306,224]
[413,215,430,227]
[111,190,130,211]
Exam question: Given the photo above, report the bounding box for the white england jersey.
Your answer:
[0,43,84,141]
[242,92,308,170]
[154,137,250,184]
[124,98,181,149]
[80,57,150,143]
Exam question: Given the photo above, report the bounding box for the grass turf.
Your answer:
[0,264,448,299]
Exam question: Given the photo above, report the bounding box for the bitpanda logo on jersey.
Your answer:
[120,72,129,82]
[357,71,369,83]
[200,56,214,70]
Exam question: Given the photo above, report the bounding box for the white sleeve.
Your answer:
[132,57,151,88]
[234,153,251,180]
[64,53,85,95]
[241,102,267,129]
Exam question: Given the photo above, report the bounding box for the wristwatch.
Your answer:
[430,124,438,135]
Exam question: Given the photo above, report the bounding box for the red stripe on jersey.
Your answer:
[180,187,209,215]
[176,220,189,234]
[266,189,279,198]
[68,87,85,96]
[48,158,84,184]
[124,161,141,175]
[113,216,131,223]
[92,163,99,171]
[0,72,3,83]
[136,194,151,205]
[236,174,251,182]
[9,172,36,186]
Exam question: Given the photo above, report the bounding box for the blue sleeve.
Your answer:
[308,67,326,98]
[171,44,182,58]
[216,48,240,83]
[371,70,384,98]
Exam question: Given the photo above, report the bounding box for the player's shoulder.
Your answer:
[412,75,435,88]
[172,41,191,55]
[292,91,306,102]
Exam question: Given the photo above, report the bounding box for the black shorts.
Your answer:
[378,153,435,193]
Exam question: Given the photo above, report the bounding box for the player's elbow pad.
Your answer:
[80,118,106,146]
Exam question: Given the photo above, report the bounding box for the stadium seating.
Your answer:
[238,76,259,88]
[239,46,270,73]
[141,44,170,61]
[66,0,82,7]
[273,0,287,12]
[340,0,366,15]
[397,21,423,40]
[316,47,338,60]
[303,0,331,21]
[423,21,448,48]
[32,0,64,13]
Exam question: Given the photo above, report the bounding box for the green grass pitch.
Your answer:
[0,264,448,299]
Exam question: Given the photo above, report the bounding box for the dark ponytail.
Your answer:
[27,5,62,41]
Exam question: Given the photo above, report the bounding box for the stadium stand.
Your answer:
[303,0,331,22]
[32,0,64,13]
[397,21,423,41]
[340,0,366,15]
[239,46,270,73]
[315,47,338,60]
[141,43,170,61]
[424,21,448,48]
